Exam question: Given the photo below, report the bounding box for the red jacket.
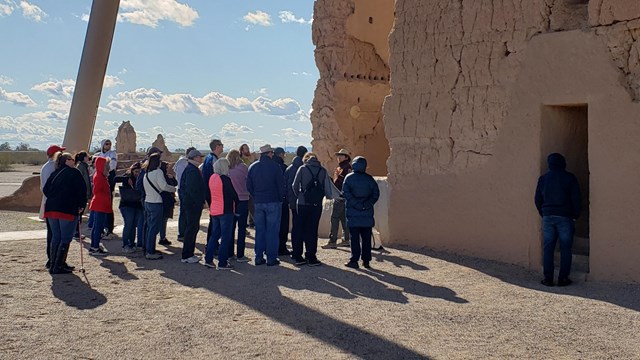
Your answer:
[89,157,113,213]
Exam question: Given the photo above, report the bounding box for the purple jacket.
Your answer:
[228,163,250,201]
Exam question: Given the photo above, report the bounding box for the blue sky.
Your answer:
[0,0,318,152]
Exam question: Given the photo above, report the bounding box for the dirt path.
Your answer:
[0,227,639,359]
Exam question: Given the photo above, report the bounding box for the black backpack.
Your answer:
[303,166,325,206]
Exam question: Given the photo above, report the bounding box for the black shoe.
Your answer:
[158,238,172,246]
[176,236,184,243]
[292,257,307,266]
[344,261,359,269]
[63,263,75,271]
[278,249,291,256]
[45,260,50,269]
[557,278,573,287]
[255,258,266,266]
[50,244,73,275]
[362,261,371,269]
[267,259,281,267]
[308,259,322,267]
[540,279,554,287]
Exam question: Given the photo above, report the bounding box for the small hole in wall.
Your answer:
[373,76,378,80]
[357,97,360,103]
[380,76,385,81]
[357,74,362,79]
[344,73,347,78]
[350,75,355,78]
[369,17,373,24]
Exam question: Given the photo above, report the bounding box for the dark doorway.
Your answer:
[540,105,590,273]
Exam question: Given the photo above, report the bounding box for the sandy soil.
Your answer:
[0,222,639,360]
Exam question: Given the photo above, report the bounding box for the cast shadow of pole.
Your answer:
[51,274,107,310]
[127,249,469,359]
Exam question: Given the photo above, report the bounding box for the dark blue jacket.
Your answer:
[535,153,581,219]
[247,154,285,204]
[285,156,303,208]
[343,157,379,228]
[202,152,219,205]
[135,168,146,204]
[180,162,206,208]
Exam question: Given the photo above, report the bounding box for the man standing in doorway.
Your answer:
[535,152,581,287]
[323,148,352,249]
[247,144,285,266]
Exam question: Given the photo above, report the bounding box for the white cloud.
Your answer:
[220,122,253,137]
[46,99,71,113]
[19,0,46,22]
[0,75,13,85]
[279,11,311,25]
[118,0,199,28]
[281,128,310,139]
[104,87,307,120]
[243,10,271,26]
[0,112,66,149]
[103,75,124,88]
[80,13,89,22]
[32,79,75,98]
[0,1,15,17]
[0,86,37,107]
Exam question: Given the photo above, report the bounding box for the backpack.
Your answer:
[303,166,325,206]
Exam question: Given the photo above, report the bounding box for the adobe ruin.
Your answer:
[312,0,640,282]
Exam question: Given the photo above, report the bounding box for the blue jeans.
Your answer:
[542,215,574,281]
[254,202,282,264]
[231,200,249,258]
[49,217,77,254]
[205,214,234,266]
[88,210,95,228]
[160,217,168,240]
[145,202,163,255]
[121,206,143,248]
[91,211,108,249]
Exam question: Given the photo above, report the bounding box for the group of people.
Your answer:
[39,139,381,274]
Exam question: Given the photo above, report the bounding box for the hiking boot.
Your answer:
[308,259,322,267]
[321,242,337,249]
[344,261,359,269]
[362,261,371,269]
[337,240,350,247]
[158,238,172,246]
[176,236,184,242]
[145,253,163,260]
[540,279,554,287]
[557,278,573,287]
[236,256,250,263]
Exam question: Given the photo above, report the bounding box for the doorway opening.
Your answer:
[540,105,590,273]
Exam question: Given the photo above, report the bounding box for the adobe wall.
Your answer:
[311,0,394,175]
[385,0,640,282]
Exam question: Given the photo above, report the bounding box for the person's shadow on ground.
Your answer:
[115,242,468,359]
[51,273,107,310]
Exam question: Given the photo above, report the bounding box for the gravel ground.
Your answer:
[0,222,639,360]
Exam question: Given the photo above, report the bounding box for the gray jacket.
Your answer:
[292,157,340,206]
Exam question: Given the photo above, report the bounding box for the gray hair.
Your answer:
[213,158,230,176]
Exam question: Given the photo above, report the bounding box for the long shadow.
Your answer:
[99,257,139,281]
[51,273,107,310]
[126,252,456,359]
[410,246,640,312]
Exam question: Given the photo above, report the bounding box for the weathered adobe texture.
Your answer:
[381,0,640,282]
[311,0,393,175]
[386,0,640,180]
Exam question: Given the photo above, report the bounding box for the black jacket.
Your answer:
[534,153,581,219]
[333,159,352,191]
[179,162,206,208]
[285,156,303,208]
[115,173,143,209]
[43,165,87,217]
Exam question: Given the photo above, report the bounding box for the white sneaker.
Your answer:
[181,255,201,264]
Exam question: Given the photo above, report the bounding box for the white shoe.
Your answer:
[181,255,201,264]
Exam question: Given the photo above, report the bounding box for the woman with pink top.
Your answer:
[226,150,250,262]
[203,158,239,270]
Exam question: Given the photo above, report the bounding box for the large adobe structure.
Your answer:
[312,0,640,282]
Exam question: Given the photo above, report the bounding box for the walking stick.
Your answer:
[77,218,86,275]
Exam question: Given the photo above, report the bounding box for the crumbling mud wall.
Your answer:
[311,0,394,175]
[383,0,640,282]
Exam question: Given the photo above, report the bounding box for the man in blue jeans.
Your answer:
[535,153,581,287]
[247,144,285,266]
